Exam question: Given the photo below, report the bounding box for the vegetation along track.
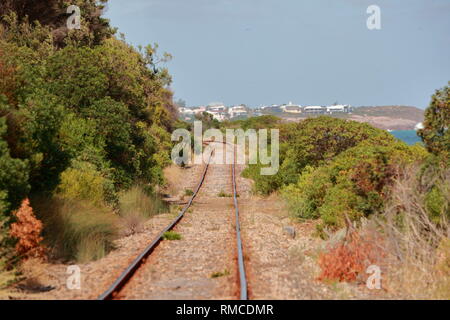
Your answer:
[98,142,248,300]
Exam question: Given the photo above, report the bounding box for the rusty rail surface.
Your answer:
[98,151,213,300]
[98,142,248,300]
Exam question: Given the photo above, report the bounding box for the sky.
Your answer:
[104,0,450,108]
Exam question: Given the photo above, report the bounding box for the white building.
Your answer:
[304,106,325,114]
[206,111,227,122]
[282,102,302,114]
[192,106,207,114]
[208,103,227,113]
[326,105,351,114]
[229,105,248,118]
[209,106,226,113]
[179,107,194,115]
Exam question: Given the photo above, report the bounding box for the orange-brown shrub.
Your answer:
[318,228,385,283]
[9,199,46,259]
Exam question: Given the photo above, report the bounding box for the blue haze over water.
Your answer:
[390,130,422,145]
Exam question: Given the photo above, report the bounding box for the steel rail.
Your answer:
[97,150,213,300]
[231,143,248,300]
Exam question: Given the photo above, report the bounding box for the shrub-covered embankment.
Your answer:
[0,0,181,288]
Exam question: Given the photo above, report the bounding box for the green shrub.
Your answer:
[282,117,395,180]
[184,189,194,196]
[211,269,230,278]
[0,117,29,213]
[162,231,181,240]
[425,187,446,224]
[242,117,397,195]
[282,166,331,220]
[242,162,284,195]
[282,140,428,231]
[418,82,450,158]
[32,197,118,263]
[318,185,362,228]
[420,155,450,224]
[0,116,29,278]
[224,115,281,130]
[56,161,114,207]
[20,92,71,193]
[218,190,232,197]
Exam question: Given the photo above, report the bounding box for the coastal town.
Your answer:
[178,102,353,122]
[177,103,425,131]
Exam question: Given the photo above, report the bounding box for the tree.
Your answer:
[282,117,395,181]
[0,115,29,214]
[195,112,220,130]
[0,0,113,46]
[418,82,450,158]
[0,47,17,105]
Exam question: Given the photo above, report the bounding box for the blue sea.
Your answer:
[390,130,422,145]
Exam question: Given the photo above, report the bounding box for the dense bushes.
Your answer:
[419,156,450,225]
[0,1,177,267]
[418,82,450,158]
[0,0,113,47]
[282,140,427,231]
[239,116,431,232]
[56,161,115,207]
[242,163,285,195]
[280,117,394,183]
[0,117,29,213]
[243,117,400,195]
[370,163,449,297]
[310,84,449,291]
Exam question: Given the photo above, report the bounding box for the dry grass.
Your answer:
[318,225,385,283]
[373,165,450,299]
[32,197,119,263]
[118,186,167,236]
[315,164,449,299]
[163,165,184,197]
[14,258,55,294]
[0,217,15,297]
[0,267,15,299]
[1,258,53,299]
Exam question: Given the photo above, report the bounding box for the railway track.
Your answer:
[98,142,248,300]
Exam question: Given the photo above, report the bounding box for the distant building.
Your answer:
[208,105,227,113]
[304,106,325,114]
[179,107,194,115]
[326,105,351,114]
[192,106,207,114]
[229,105,248,118]
[207,102,227,113]
[282,102,302,114]
[206,110,227,122]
